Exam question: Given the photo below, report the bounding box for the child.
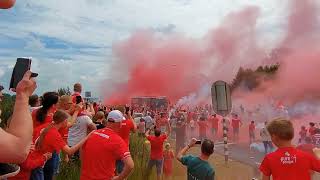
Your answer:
[138,118,146,137]
[298,126,307,144]
[259,118,320,180]
[249,121,255,144]
[163,143,174,180]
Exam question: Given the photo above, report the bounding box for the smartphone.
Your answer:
[196,140,202,145]
[76,96,82,104]
[9,58,35,90]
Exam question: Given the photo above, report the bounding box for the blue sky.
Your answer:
[0,0,284,98]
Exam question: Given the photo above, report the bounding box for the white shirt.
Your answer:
[68,115,93,146]
[260,127,271,141]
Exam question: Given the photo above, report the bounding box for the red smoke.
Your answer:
[104,1,320,106]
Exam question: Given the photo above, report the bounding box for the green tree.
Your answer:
[0,93,15,128]
[57,87,71,96]
[230,64,279,92]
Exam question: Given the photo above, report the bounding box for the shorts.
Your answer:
[148,159,163,175]
[30,167,44,180]
[116,160,124,174]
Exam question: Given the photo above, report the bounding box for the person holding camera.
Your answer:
[177,138,215,180]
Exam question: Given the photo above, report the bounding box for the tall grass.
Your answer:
[56,133,156,180]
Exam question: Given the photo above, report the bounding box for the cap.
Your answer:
[107,110,126,123]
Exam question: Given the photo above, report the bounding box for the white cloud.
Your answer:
[0,0,287,97]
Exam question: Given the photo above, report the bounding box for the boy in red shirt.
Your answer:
[145,128,168,180]
[13,110,88,180]
[259,118,320,180]
[249,121,255,144]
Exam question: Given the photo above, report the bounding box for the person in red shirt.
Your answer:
[309,122,316,136]
[249,121,255,144]
[32,92,59,129]
[198,118,208,141]
[209,114,219,139]
[20,110,88,180]
[163,143,174,179]
[81,110,134,180]
[145,128,168,180]
[115,106,137,174]
[71,83,82,103]
[231,114,242,142]
[259,118,320,180]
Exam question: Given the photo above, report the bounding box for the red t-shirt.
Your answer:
[210,117,219,129]
[59,127,69,143]
[119,119,134,146]
[309,127,316,136]
[36,127,67,154]
[232,118,241,128]
[81,128,130,180]
[72,92,82,103]
[259,147,320,180]
[147,134,167,160]
[198,121,207,135]
[249,124,255,132]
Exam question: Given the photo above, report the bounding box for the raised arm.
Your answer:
[177,138,196,162]
[0,71,36,163]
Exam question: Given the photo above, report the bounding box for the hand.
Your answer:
[75,104,83,112]
[43,152,52,160]
[112,176,121,180]
[15,71,37,97]
[189,138,197,147]
[313,148,320,159]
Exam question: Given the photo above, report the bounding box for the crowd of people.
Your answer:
[0,71,320,180]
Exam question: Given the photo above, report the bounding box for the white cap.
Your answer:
[107,110,126,122]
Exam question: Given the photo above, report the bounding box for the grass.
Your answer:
[56,133,257,180]
[56,133,156,180]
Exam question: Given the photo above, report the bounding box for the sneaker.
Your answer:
[0,163,20,179]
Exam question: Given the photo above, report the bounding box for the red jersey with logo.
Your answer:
[81,128,130,180]
[119,119,134,146]
[147,134,167,160]
[260,147,320,180]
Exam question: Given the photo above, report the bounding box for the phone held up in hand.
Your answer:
[9,58,38,91]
